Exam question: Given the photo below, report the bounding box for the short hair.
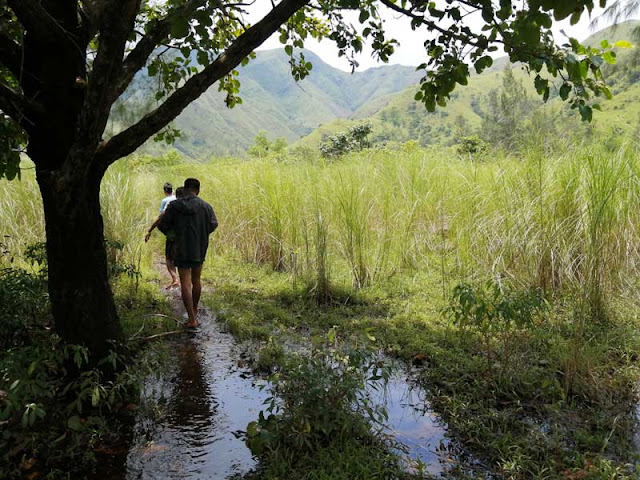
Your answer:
[163,182,173,194]
[184,178,200,193]
[176,186,185,198]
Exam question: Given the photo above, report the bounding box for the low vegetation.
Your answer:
[0,164,176,479]
[3,137,640,478]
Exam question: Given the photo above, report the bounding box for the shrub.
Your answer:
[245,346,390,455]
[455,135,488,155]
[319,123,372,158]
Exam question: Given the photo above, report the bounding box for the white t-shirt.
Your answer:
[159,195,176,213]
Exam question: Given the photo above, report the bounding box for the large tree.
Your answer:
[0,0,618,357]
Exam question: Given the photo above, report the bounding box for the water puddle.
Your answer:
[371,370,449,475]
[122,309,269,480]
[100,285,479,480]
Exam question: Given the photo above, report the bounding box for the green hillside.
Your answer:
[126,49,422,158]
[296,21,640,150]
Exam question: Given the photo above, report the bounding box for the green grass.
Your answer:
[4,141,640,478]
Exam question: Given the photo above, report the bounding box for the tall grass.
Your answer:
[4,143,640,317]
[0,160,157,271]
[0,169,44,268]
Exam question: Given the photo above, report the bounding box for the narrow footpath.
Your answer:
[122,284,269,480]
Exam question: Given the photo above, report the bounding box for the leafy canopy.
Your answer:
[0,0,631,179]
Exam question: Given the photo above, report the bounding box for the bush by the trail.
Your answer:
[0,267,48,348]
[0,339,149,479]
[244,345,405,478]
[0,238,160,478]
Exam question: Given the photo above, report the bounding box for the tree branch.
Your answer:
[378,0,484,48]
[78,0,115,39]
[0,82,42,127]
[0,32,22,78]
[96,0,310,168]
[114,0,208,101]
[71,0,140,158]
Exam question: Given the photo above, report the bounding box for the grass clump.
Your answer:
[244,346,413,480]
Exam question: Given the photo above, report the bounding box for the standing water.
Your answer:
[123,307,269,480]
[372,369,451,476]
[103,286,468,478]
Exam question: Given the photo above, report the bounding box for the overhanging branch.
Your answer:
[71,0,140,155]
[96,0,310,168]
[378,0,484,48]
[114,0,208,100]
[0,32,22,78]
[0,82,41,127]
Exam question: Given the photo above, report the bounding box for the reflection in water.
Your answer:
[124,311,269,480]
[370,371,449,475]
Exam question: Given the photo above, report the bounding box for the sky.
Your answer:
[249,2,638,71]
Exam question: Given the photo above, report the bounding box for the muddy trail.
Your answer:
[100,275,478,479]
[119,286,269,480]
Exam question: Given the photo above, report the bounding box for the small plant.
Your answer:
[244,346,391,457]
[0,266,48,348]
[447,281,547,368]
[455,135,488,155]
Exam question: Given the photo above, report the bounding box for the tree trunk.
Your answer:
[36,165,123,360]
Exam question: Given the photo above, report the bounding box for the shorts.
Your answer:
[165,239,177,261]
[175,260,203,269]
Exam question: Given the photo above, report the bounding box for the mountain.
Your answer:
[295,20,640,150]
[125,49,422,158]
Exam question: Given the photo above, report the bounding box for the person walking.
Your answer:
[145,182,178,289]
[159,178,218,328]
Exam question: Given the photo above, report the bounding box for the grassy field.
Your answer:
[3,143,640,478]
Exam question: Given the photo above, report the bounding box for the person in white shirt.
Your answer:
[144,182,179,289]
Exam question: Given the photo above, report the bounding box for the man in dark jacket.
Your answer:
[159,178,218,328]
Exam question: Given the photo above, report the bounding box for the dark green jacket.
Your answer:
[158,194,218,264]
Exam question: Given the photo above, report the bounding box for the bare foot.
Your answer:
[185,321,199,328]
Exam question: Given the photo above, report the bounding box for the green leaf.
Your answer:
[284,45,293,56]
[170,16,189,39]
[614,40,633,49]
[534,75,548,94]
[603,50,616,64]
[247,421,258,437]
[579,104,592,122]
[67,416,83,431]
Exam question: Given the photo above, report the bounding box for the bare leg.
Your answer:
[179,268,197,327]
[192,264,203,317]
[166,257,179,289]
